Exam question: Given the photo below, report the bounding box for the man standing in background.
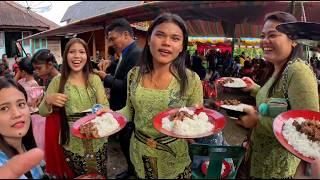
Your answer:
[94,18,142,179]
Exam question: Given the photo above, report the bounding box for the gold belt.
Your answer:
[134,130,177,157]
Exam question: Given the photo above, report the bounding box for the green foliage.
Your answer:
[233,47,264,59]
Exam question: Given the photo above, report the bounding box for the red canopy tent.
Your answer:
[196,43,232,55]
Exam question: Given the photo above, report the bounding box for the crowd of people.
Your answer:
[0,11,319,179]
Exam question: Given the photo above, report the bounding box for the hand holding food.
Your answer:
[236,106,259,128]
[79,113,119,138]
[241,77,257,92]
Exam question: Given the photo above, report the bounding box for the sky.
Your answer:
[15,1,80,26]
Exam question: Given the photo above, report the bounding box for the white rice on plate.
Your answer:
[282,117,320,159]
[161,108,214,136]
[221,103,251,112]
[223,78,246,88]
[91,113,120,137]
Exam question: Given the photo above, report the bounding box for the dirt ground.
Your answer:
[106,136,127,179]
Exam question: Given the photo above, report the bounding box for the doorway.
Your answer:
[5,32,22,57]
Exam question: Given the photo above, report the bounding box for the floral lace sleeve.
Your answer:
[90,74,109,108]
[118,67,138,122]
[39,75,60,116]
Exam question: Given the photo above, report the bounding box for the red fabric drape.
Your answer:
[202,81,216,99]
[44,112,74,178]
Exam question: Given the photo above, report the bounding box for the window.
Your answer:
[34,39,40,49]
[42,39,47,48]
[22,32,31,46]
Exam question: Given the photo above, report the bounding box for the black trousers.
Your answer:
[118,121,135,174]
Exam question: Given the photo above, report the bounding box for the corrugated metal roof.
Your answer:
[19,1,320,41]
[61,1,144,23]
[0,1,59,30]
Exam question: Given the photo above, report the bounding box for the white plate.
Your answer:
[222,78,247,88]
[81,108,92,113]
[221,103,251,112]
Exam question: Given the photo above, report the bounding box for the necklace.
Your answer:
[149,73,161,89]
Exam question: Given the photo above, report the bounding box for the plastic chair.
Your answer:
[189,144,246,179]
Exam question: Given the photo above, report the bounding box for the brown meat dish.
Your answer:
[293,120,320,142]
[79,121,100,138]
[221,78,234,85]
[170,111,193,121]
[222,99,241,105]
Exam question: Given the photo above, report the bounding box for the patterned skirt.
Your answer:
[134,130,192,179]
[138,155,191,179]
[62,142,108,178]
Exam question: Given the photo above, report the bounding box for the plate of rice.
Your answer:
[72,112,127,139]
[273,110,320,163]
[153,107,226,139]
[217,77,247,88]
[215,100,251,118]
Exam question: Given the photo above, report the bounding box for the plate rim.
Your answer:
[215,100,251,112]
[71,112,127,139]
[218,77,247,88]
[273,109,320,163]
[153,107,226,139]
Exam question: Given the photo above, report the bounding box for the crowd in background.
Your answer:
[0,11,319,179]
[187,49,320,87]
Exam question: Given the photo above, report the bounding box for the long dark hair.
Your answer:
[262,11,304,97]
[31,49,59,75]
[139,13,189,96]
[31,49,57,64]
[18,57,34,75]
[0,77,37,158]
[58,38,92,145]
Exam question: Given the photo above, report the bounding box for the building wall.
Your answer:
[74,28,146,61]
[21,31,32,56]
[77,29,106,60]
[47,39,62,64]
[0,31,5,57]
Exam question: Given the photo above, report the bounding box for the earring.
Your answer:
[292,42,297,47]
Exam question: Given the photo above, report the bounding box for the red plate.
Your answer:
[273,110,320,163]
[153,107,226,139]
[71,112,127,139]
[75,173,105,179]
[201,160,232,178]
